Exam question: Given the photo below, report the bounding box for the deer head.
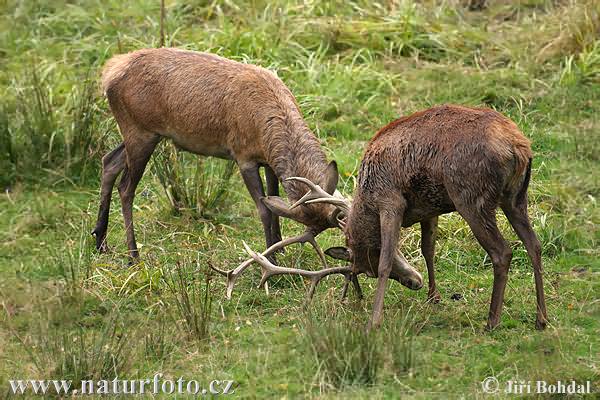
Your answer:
[261,161,345,232]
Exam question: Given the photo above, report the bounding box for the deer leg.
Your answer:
[351,274,363,300]
[421,217,441,303]
[457,206,512,330]
[239,163,277,262]
[502,199,548,330]
[92,143,125,252]
[340,273,363,301]
[118,134,160,262]
[264,165,283,245]
[369,202,404,330]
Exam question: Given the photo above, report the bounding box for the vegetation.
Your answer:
[0,0,598,398]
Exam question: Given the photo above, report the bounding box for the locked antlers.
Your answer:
[210,229,329,299]
[287,177,351,211]
[287,177,351,229]
[211,176,353,298]
[243,242,353,299]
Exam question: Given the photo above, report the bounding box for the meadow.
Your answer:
[0,0,599,398]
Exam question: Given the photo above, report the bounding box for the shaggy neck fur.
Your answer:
[262,109,330,202]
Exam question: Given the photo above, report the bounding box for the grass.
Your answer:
[0,0,599,398]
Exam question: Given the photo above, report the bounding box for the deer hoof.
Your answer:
[535,317,548,330]
[427,291,441,304]
[485,319,500,332]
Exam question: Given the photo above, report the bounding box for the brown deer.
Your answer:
[92,48,341,262]
[239,104,548,331]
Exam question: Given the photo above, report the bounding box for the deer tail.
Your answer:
[101,53,135,95]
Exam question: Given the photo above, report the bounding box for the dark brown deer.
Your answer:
[92,48,341,262]
[239,104,548,331]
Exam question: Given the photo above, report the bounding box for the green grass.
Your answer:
[1,0,599,398]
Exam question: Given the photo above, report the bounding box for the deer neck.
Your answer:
[346,194,381,249]
[263,113,329,202]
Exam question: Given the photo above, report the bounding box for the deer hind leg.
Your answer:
[502,197,548,330]
[369,198,405,330]
[421,217,440,303]
[118,132,161,262]
[92,143,125,252]
[264,165,282,245]
[456,205,512,330]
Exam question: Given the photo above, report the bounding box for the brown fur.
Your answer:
[334,104,547,330]
[92,48,339,259]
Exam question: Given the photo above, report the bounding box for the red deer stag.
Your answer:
[240,104,548,331]
[92,48,341,263]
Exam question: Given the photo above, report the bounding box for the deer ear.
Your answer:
[261,196,303,221]
[325,246,352,261]
[323,160,339,195]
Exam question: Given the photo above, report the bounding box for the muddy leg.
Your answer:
[369,199,405,330]
[502,198,548,330]
[458,206,512,330]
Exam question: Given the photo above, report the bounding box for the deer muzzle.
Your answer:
[391,261,423,291]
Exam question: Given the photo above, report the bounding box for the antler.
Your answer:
[286,177,351,212]
[211,177,353,299]
[243,242,353,299]
[209,229,329,299]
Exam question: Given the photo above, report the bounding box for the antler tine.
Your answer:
[243,242,353,299]
[286,177,332,209]
[285,176,351,212]
[305,196,350,210]
[209,230,329,299]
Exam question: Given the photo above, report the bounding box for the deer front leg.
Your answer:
[118,133,160,262]
[264,165,283,245]
[421,217,441,303]
[239,162,277,263]
[368,202,404,330]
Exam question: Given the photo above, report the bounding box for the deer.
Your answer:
[92,48,342,265]
[236,104,548,331]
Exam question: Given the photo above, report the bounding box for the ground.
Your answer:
[0,1,599,399]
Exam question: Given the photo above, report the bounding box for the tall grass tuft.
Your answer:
[51,220,95,291]
[65,70,107,182]
[538,0,600,61]
[560,41,600,85]
[0,104,17,188]
[7,64,107,185]
[304,316,382,388]
[163,261,213,344]
[302,305,419,389]
[143,314,175,363]
[12,64,60,170]
[14,310,133,386]
[385,308,418,376]
[152,142,235,217]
